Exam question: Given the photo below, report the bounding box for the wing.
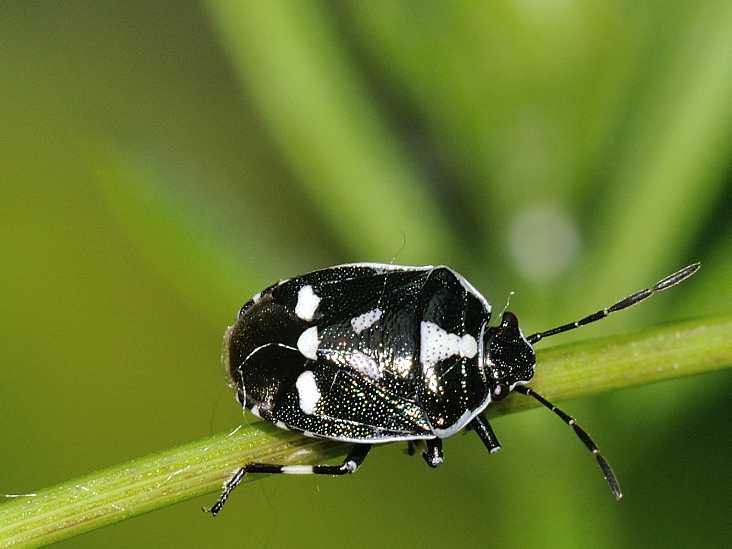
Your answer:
[264,355,434,442]
[241,264,435,442]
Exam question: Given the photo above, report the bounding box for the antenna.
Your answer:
[526,262,700,345]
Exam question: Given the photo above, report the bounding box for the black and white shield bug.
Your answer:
[206,261,700,515]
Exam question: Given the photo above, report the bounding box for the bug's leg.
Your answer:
[205,467,248,517]
[422,439,443,468]
[514,385,622,500]
[470,415,502,454]
[205,444,372,517]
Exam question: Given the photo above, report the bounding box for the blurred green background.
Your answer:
[1,1,731,547]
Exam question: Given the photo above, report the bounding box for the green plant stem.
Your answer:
[1,315,731,547]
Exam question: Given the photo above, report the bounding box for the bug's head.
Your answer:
[484,311,536,401]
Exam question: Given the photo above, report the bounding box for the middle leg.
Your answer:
[471,415,502,454]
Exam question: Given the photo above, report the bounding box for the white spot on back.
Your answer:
[460,334,478,358]
[350,308,383,333]
[295,285,320,321]
[420,321,478,369]
[297,326,319,360]
[296,370,320,415]
[347,351,381,379]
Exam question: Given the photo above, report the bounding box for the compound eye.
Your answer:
[492,383,509,401]
[501,311,519,329]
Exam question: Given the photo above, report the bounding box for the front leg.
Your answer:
[471,415,501,454]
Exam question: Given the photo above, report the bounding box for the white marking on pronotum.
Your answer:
[419,321,478,369]
[297,326,319,360]
[347,351,381,379]
[251,291,262,303]
[350,308,383,333]
[295,285,321,321]
[296,370,320,415]
[281,465,314,474]
[459,334,478,358]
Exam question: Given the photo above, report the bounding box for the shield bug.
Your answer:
[207,261,700,515]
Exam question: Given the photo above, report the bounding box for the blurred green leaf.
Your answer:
[205,1,460,263]
[579,1,732,308]
[93,152,259,325]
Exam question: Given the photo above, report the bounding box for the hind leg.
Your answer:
[206,444,372,516]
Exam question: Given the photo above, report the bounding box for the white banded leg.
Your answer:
[206,444,372,516]
[422,438,444,468]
